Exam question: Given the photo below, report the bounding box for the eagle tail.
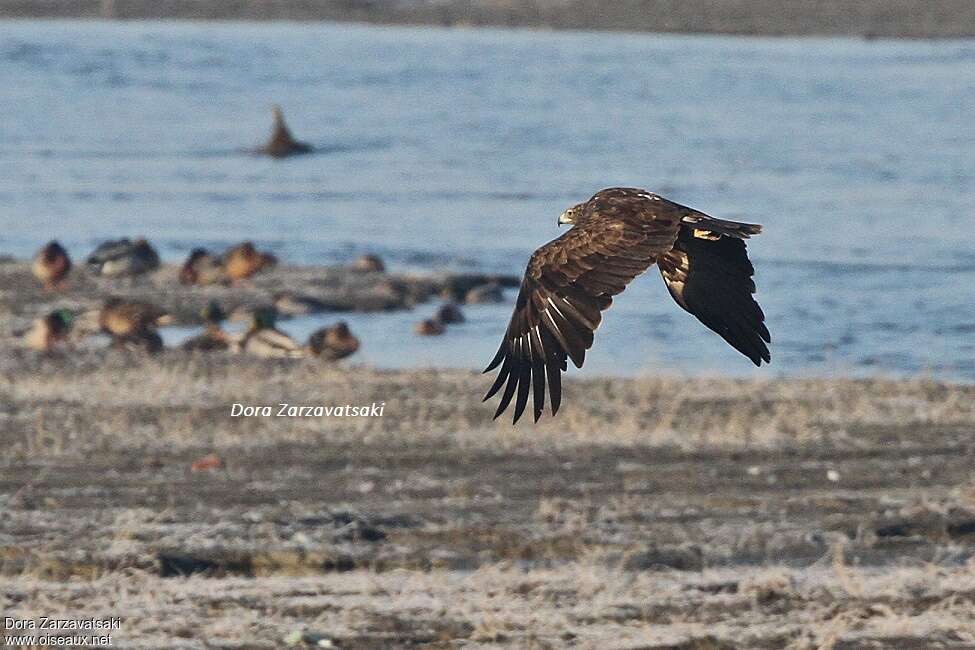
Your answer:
[680,213,761,239]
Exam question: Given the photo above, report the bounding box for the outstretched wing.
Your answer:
[484,209,681,424]
[658,225,771,366]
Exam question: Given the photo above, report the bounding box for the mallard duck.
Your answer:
[98,297,173,338]
[179,248,224,286]
[240,307,304,358]
[22,309,74,351]
[273,292,331,316]
[181,301,232,352]
[435,303,465,324]
[87,238,160,278]
[222,242,277,285]
[113,329,164,354]
[352,254,385,273]
[414,318,446,336]
[260,105,313,158]
[464,282,504,304]
[308,321,360,361]
[31,241,72,291]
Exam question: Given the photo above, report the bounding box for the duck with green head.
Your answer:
[23,308,74,351]
[240,307,304,358]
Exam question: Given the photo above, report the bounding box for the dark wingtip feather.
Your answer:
[483,343,506,373]
[532,361,546,423]
[545,360,562,416]
[483,358,511,401]
[493,364,519,420]
[512,365,532,424]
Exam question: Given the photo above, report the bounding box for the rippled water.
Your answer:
[1,20,973,379]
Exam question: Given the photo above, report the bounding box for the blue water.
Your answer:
[1,20,974,379]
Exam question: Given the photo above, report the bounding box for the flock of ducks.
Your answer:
[19,106,477,358]
[22,235,464,359]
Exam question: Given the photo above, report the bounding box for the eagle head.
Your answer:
[558,203,584,226]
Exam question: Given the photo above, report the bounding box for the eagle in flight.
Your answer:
[484,187,770,424]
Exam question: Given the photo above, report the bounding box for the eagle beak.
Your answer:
[557,210,572,226]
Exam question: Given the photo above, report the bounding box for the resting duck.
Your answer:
[352,254,385,273]
[464,283,504,304]
[179,248,224,286]
[240,307,304,358]
[32,241,72,291]
[435,303,465,324]
[114,329,164,354]
[22,309,74,351]
[414,318,446,336]
[222,242,277,285]
[273,292,331,316]
[181,301,232,352]
[87,238,160,278]
[259,105,313,158]
[97,297,172,338]
[308,321,360,361]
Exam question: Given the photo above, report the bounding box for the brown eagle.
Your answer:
[484,188,770,424]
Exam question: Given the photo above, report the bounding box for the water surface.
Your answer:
[1,21,973,378]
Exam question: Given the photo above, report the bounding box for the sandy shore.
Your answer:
[3,0,975,38]
[2,337,975,647]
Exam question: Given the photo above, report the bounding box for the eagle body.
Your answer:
[485,188,770,424]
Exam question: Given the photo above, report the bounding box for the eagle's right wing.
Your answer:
[483,210,681,424]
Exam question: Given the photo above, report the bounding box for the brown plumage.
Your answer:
[222,242,277,284]
[98,297,172,338]
[308,321,360,361]
[179,248,224,286]
[414,318,446,336]
[32,241,71,290]
[261,105,312,158]
[181,302,232,352]
[484,187,770,424]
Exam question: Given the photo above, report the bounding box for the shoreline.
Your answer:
[1,1,974,39]
[3,359,975,647]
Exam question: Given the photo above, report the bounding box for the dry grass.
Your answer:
[3,351,975,648]
[3,352,974,457]
[5,561,975,648]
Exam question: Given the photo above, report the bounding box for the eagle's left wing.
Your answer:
[658,226,771,366]
[484,208,681,424]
